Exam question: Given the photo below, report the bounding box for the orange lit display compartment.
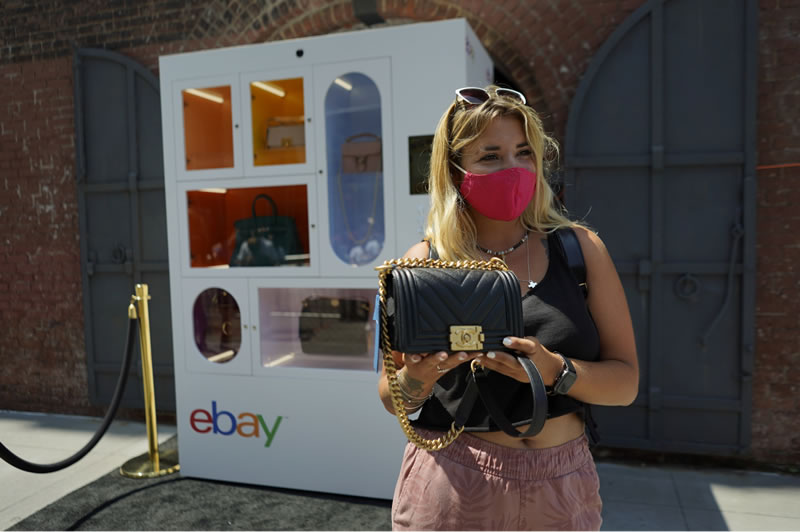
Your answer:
[182,86,235,170]
[250,77,306,166]
[187,185,310,268]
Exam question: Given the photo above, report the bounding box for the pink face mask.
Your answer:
[454,163,537,221]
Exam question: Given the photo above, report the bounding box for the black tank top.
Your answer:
[413,231,600,432]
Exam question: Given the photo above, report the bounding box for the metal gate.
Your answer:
[73,49,175,410]
[564,0,757,455]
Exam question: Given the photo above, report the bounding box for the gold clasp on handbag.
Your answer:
[449,325,484,351]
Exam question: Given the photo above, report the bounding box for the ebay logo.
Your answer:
[190,401,283,448]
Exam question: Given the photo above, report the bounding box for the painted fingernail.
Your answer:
[487,351,496,359]
[458,353,467,360]
[438,352,448,361]
[477,352,484,357]
[502,337,513,346]
[410,355,421,363]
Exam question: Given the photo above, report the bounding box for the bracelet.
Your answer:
[402,398,427,413]
[397,368,433,410]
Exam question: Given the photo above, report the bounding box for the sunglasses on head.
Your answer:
[454,87,527,106]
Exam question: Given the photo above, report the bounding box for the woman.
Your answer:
[377,86,638,530]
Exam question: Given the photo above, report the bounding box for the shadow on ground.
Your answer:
[10,438,391,531]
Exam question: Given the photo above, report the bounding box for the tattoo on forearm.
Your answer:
[406,374,426,396]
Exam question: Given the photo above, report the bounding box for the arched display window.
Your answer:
[192,288,242,363]
[324,72,384,266]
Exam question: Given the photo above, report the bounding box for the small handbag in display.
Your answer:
[265,117,305,149]
[298,297,371,356]
[340,132,382,173]
[336,133,383,265]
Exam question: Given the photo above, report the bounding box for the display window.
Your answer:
[257,287,376,371]
[192,287,242,363]
[181,85,235,170]
[186,185,310,268]
[324,72,385,266]
[250,77,307,167]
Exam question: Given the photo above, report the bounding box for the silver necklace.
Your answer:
[476,231,529,257]
[526,236,537,290]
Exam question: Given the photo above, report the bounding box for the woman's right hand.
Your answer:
[379,348,480,416]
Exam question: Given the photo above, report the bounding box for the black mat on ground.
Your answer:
[10,437,391,531]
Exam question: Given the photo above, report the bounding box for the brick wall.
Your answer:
[752,0,800,465]
[1,0,797,465]
[0,56,90,413]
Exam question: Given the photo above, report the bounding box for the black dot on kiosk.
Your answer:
[296,49,304,57]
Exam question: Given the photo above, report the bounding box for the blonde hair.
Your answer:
[424,85,576,261]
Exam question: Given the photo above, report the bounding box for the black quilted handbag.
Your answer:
[376,257,547,451]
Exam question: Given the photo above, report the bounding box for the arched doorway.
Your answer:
[73,49,175,410]
[564,0,757,455]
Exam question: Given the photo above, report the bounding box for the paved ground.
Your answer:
[2,410,800,530]
[0,411,176,530]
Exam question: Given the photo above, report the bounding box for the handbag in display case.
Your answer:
[341,132,382,173]
[298,297,371,356]
[335,133,383,265]
[229,194,302,267]
[266,117,305,148]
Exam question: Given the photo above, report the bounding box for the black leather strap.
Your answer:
[452,375,480,429]
[423,239,440,260]
[471,358,548,438]
[555,228,603,445]
[555,228,587,296]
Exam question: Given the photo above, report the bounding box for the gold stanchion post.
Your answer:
[120,283,180,478]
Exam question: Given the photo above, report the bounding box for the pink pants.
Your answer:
[391,431,602,531]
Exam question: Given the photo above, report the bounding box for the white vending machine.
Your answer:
[159,18,493,499]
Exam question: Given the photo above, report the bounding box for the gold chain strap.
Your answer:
[376,256,509,451]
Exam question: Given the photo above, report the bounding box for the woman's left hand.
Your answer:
[476,336,562,385]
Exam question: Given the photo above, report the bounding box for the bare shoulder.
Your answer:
[571,225,609,262]
[570,224,619,285]
[404,240,432,260]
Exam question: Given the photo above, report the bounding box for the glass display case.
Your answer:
[192,287,242,364]
[256,287,377,371]
[324,72,384,266]
[182,278,252,376]
[181,85,235,171]
[249,77,306,167]
[186,185,310,269]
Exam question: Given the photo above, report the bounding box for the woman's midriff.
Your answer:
[471,411,585,449]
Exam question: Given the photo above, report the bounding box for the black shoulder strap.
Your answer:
[555,227,588,297]
[555,227,600,446]
[423,239,440,260]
